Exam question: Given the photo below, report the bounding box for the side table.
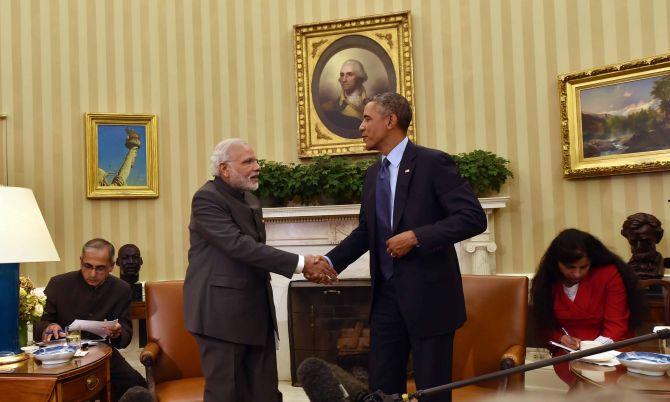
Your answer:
[0,342,112,402]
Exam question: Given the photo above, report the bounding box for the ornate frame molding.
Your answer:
[558,53,670,178]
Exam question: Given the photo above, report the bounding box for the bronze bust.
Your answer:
[621,213,666,280]
[117,244,143,285]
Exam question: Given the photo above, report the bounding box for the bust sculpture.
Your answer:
[621,213,667,280]
[117,244,143,284]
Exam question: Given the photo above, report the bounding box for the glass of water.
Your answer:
[65,326,81,349]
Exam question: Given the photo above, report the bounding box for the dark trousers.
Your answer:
[110,348,148,402]
[193,326,281,402]
[369,279,454,402]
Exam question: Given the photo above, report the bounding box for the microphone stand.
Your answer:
[372,330,670,402]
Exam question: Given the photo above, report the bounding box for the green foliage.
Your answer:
[307,156,374,204]
[255,150,512,206]
[452,150,513,197]
[651,76,670,122]
[255,157,375,206]
[255,160,297,206]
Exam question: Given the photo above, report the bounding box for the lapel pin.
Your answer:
[404,169,410,174]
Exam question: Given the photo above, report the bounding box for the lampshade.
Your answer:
[0,186,60,263]
[0,186,59,364]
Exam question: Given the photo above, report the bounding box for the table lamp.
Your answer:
[0,186,60,364]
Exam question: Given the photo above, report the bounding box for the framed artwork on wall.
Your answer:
[85,113,158,199]
[294,11,416,158]
[559,53,670,178]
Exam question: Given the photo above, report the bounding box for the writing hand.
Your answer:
[303,255,338,285]
[560,334,581,350]
[386,230,418,258]
[42,323,65,342]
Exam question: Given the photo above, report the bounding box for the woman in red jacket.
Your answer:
[531,228,643,385]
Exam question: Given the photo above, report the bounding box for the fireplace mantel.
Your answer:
[265,197,509,380]
[265,196,507,221]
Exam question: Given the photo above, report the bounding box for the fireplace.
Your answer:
[288,279,372,385]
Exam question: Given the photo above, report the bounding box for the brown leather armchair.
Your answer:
[409,275,528,401]
[140,280,204,402]
[452,275,528,400]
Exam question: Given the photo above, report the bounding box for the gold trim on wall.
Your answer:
[85,113,159,199]
[294,11,416,158]
[559,53,670,178]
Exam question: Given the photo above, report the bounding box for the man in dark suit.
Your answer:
[184,138,337,402]
[37,238,147,401]
[323,93,487,402]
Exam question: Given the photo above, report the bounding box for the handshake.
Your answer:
[302,255,338,285]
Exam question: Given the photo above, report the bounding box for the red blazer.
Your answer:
[550,264,632,344]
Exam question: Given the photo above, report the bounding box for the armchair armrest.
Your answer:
[498,344,526,392]
[140,341,162,394]
[140,341,162,367]
[500,344,525,369]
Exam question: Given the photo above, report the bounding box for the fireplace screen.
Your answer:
[288,279,372,385]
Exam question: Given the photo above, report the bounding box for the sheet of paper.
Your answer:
[68,319,118,338]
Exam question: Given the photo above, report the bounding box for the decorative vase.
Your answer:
[18,321,27,347]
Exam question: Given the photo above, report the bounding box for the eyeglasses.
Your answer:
[82,264,110,274]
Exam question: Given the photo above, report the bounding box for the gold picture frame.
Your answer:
[559,53,670,178]
[85,113,158,199]
[294,11,416,158]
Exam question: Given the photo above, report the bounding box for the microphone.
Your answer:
[118,386,154,402]
[297,357,402,402]
[329,362,369,401]
[297,357,349,402]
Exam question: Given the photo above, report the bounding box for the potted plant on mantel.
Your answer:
[254,150,513,207]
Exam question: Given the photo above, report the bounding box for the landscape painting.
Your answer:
[559,53,670,178]
[580,74,670,158]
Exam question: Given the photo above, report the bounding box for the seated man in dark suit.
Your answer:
[35,238,147,401]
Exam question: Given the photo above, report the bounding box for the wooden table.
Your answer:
[570,341,670,397]
[0,343,112,402]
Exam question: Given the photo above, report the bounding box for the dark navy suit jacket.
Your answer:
[326,141,487,337]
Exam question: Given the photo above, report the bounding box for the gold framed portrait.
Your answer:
[559,53,670,178]
[85,113,158,199]
[294,11,416,158]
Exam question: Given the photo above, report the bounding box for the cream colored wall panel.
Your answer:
[1,0,668,285]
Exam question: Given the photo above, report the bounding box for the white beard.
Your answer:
[228,168,259,191]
